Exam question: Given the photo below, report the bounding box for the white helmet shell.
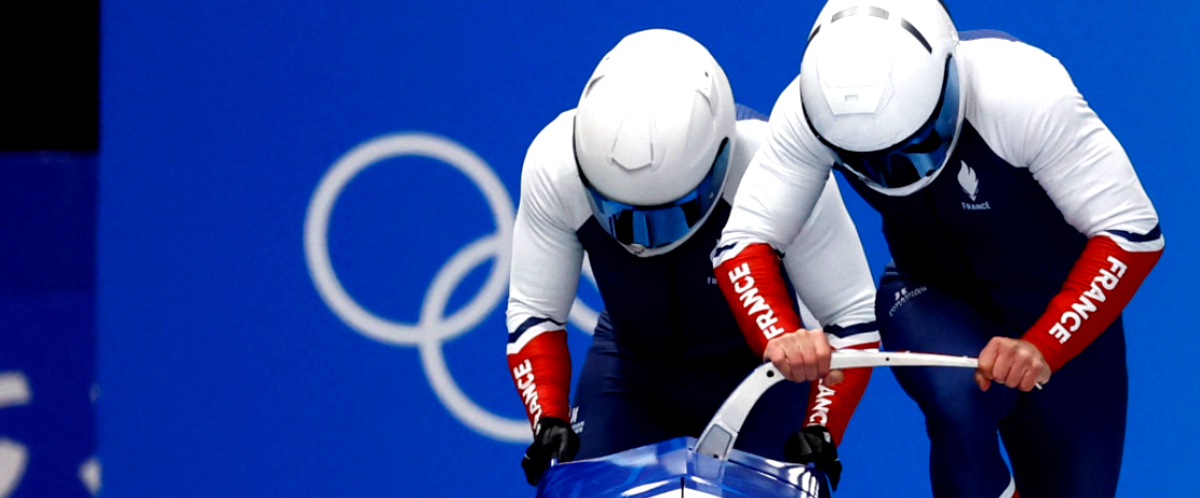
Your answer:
[574,29,736,206]
[800,0,959,153]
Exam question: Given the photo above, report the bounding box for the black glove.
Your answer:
[521,417,580,486]
[784,425,843,491]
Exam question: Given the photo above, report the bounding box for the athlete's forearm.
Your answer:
[805,339,877,445]
[714,243,804,358]
[1022,234,1162,371]
[506,325,572,430]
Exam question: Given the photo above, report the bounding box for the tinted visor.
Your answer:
[817,57,960,189]
[577,138,731,250]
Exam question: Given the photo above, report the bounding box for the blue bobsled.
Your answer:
[537,436,830,498]
[536,351,980,498]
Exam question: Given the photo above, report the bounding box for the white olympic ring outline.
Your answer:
[304,132,598,443]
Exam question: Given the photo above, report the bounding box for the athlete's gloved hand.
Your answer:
[521,417,580,486]
[785,425,843,491]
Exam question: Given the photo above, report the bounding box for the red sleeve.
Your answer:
[716,242,877,444]
[805,341,877,445]
[1022,236,1162,372]
[714,243,804,358]
[507,329,572,430]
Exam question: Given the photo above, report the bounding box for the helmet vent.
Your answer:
[821,6,932,54]
[582,75,605,98]
[831,6,889,22]
[900,18,933,53]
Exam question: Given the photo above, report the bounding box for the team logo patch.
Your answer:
[958,161,979,201]
[958,161,991,211]
[888,286,928,317]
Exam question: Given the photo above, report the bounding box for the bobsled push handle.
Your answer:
[694,350,978,460]
[694,362,786,460]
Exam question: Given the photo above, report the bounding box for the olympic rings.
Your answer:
[305,133,513,346]
[304,132,598,444]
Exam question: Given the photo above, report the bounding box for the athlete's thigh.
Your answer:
[571,342,673,460]
[1000,318,1127,498]
[877,269,1020,497]
[876,271,1018,417]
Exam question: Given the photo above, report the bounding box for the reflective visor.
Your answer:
[817,57,960,190]
[577,138,731,250]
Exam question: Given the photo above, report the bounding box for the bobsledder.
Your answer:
[535,350,979,498]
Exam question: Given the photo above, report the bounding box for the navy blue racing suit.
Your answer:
[507,106,879,461]
[715,30,1163,498]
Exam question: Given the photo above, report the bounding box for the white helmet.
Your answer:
[574,29,736,257]
[800,0,963,193]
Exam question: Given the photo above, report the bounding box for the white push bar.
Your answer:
[693,351,978,460]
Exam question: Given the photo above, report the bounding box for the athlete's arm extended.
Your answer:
[506,119,584,431]
[713,78,875,444]
[782,174,879,445]
[972,45,1163,389]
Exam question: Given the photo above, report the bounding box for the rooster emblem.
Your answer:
[958,161,979,201]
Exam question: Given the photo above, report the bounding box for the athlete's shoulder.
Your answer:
[722,76,836,201]
[520,109,592,229]
[772,75,834,159]
[960,33,1079,122]
[959,32,1084,167]
[522,110,587,201]
[735,103,770,123]
[768,75,838,171]
[733,105,771,162]
[523,110,579,182]
[724,106,770,201]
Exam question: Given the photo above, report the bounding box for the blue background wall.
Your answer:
[99,1,1199,496]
